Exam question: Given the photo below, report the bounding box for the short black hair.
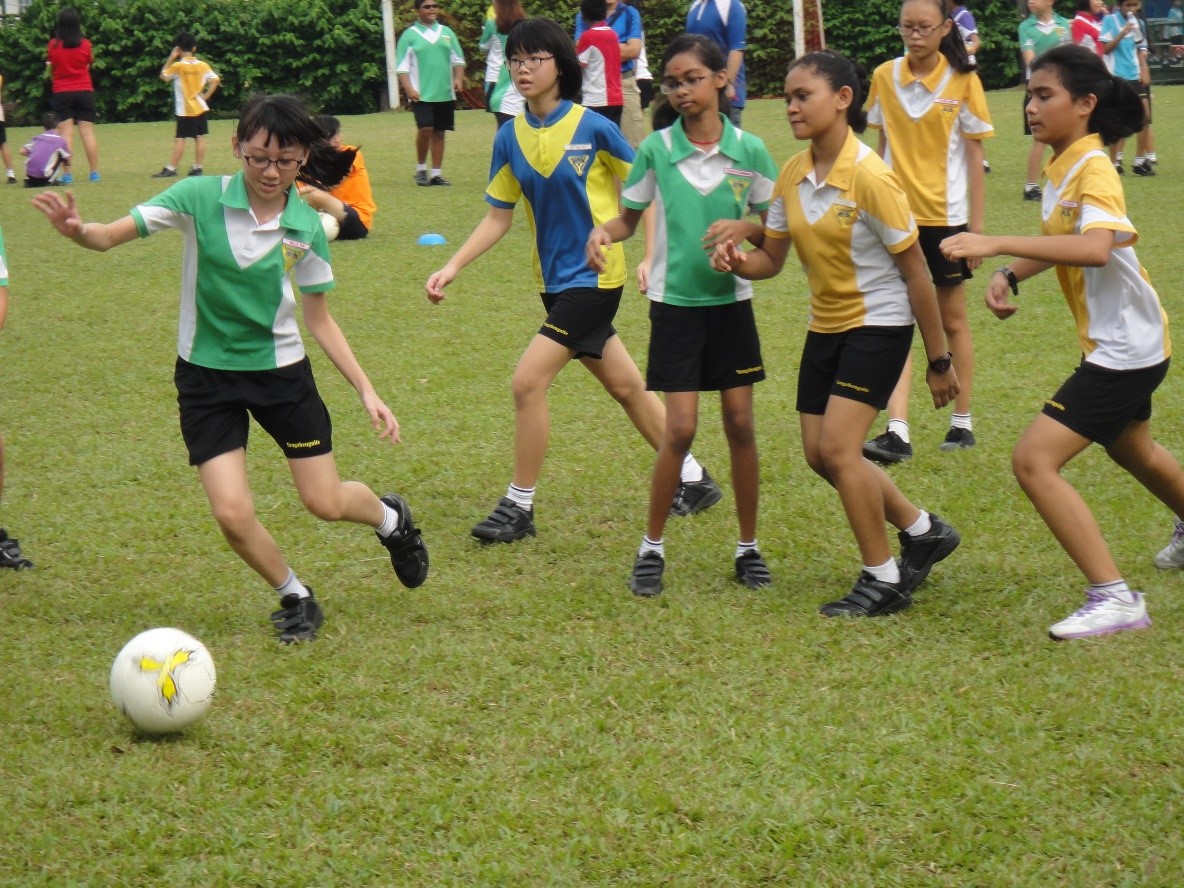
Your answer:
[505,18,583,102]
[236,94,323,150]
[42,111,62,130]
[580,0,608,23]
[175,31,197,52]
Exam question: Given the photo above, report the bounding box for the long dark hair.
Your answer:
[903,0,974,72]
[1030,44,1145,144]
[788,51,870,134]
[506,18,583,102]
[54,7,84,49]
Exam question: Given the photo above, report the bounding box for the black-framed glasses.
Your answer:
[897,23,941,36]
[241,155,304,171]
[507,55,554,71]
[659,74,709,95]
[419,3,440,8]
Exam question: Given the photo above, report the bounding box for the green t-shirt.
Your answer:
[1018,14,1072,77]
[396,23,465,103]
[621,115,777,307]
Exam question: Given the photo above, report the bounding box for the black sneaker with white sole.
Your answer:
[472,497,536,543]
[939,427,976,451]
[863,429,913,464]
[898,514,961,592]
[670,470,723,517]
[377,493,429,587]
[0,528,33,569]
[271,590,324,643]
[629,551,665,597]
[735,550,772,589]
[819,572,911,617]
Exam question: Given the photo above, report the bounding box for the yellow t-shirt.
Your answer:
[866,55,993,226]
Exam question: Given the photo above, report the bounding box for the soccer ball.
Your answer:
[318,210,340,242]
[109,628,216,734]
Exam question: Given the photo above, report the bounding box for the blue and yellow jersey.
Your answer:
[486,100,633,292]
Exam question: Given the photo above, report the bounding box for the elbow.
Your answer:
[1083,250,1110,268]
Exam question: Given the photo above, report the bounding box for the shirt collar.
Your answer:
[1044,133,1105,188]
[790,127,861,190]
[897,52,949,91]
[220,171,317,234]
[668,113,741,163]
[524,99,573,128]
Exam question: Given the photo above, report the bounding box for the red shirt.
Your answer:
[47,38,94,92]
[1071,12,1105,55]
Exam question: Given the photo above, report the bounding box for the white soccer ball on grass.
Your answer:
[109,627,216,734]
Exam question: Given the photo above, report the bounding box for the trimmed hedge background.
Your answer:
[0,0,1042,125]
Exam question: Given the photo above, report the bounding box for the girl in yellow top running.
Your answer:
[942,44,1184,640]
[862,0,993,463]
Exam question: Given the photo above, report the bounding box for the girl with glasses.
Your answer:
[586,33,777,597]
[862,0,992,466]
[425,18,721,546]
[31,94,429,643]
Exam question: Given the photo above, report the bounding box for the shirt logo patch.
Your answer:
[568,154,590,177]
[282,237,310,272]
[835,205,856,230]
[726,174,751,207]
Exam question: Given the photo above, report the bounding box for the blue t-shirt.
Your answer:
[685,0,748,108]
[486,100,634,292]
[575,2,642,74]
[1100,11,1146,81]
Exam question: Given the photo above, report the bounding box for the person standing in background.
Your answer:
[575,0,645,146]
[153,32,221,179]
[480,0,528,128]
[46,7,100,184]
[1017,0,1071,200]
[685,0,748,127]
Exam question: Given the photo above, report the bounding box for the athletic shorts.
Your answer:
[1042,358,1168,447]
[0,122,6,145]
[175,113,209,139]
[412,100,455,132]
[587,105,623,126]
[796,325,914,415]
[918,225,971,287]
[646,300,765,392]
[338,204,369,240]
[1122,78,1152,126]
[538,286,621,359]
[174,356,334,466]
[50,90,97,124]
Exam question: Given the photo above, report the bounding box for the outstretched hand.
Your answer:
[362,390,401,444]
[425,267,456,304]
[31,190,84,239]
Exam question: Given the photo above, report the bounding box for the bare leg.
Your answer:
[430,130,446,169]
[937,283,973,416]
[194,135,206,167]
[415,127,431,164]
[882,353,912,424]
[579,335,665,450]
[77,121,99,174]
[1106,420,1184,517]
[168,138,186,169]
[644,391,697,543]
[721,386,758,544]
[286,453,385,527]
[509,334,575,489]
[1012,414,1119,584]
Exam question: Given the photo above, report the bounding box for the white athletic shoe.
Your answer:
[1049,590,1150,640]
[1153,519,1184,570]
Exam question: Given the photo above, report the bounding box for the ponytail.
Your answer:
[788,51,870,134]
[1031,44,1144,144]
[936,0,975,72]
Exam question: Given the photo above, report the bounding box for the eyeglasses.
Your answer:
[897,23,941,36]
[659,74,710,95]
[241,154,304,171]
[419,4,440,8]
[507,55,554,71]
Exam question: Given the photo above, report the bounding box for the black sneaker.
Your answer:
[471,496,535,543]
[898,514,961,592]
[270,590,324,643]
[0,529,33,569]
[377,493,429,588]
[629,551,665,597]
[188,166,203,176]
[415,170,429,186]
[982,159,991,173]
[1114,162,1125,175]
[1133,161,1156,177]
[735,550,772,589]
[429,175,451,186]
[152,167,178,178]
[863,430,913,464]
[939,427,976,451]
[6,175,15,185]
[670,469,723,517]
[819,572,911,617]
[1023,186,1041,201]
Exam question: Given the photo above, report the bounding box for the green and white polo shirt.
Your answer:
[0,226,8,286]
[396,22,465,103]
[621,114,776,306]
[131,173,334,371]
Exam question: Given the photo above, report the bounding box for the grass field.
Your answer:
[2,87,1184,886]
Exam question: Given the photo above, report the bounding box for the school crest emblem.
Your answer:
[282,237,310,272]
[567,154,590,177]
[724,168,753,208]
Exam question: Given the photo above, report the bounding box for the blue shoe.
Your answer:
[59,172,73,184]
[89,171,101,182]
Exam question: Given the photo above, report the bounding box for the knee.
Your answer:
[1011,444,1049,490]
[510,371,548,408]
[802,443,830,479]
[299,488,347,522]
[600,368,645,404]
[722,409,756,448]
[209,496,257,542]
[664,417,697,455]
[818,438,859,478]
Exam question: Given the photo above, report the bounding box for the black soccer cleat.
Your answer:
[471,497,536,544]
[271,589,324,643]
[377,493,429,588]
[863,430,913,464]
[628,551,665,598]
[670,469,723,517]
[898,514,961,592]
[735,550,772,589]
[820,572,912,618]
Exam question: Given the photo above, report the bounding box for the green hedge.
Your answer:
[0,0,1052,125]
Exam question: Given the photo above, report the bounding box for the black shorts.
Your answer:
[175,113,209,139]
[1022,88,1032,136]
[538,287,621,359]
[1122,78,1152,126]
[646,300,765,392]
[50,90,97,123]
[338,204,369,240]
[587,105,623,125]
[796,325,914,415]
[917,225,971,287]
[412,100,456,132]
[1042,358,1168,447]
[174,356,334,466]
[0,122,6,145]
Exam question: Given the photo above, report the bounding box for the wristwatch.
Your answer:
[995,266,1020,295]
[928,352,953,374]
